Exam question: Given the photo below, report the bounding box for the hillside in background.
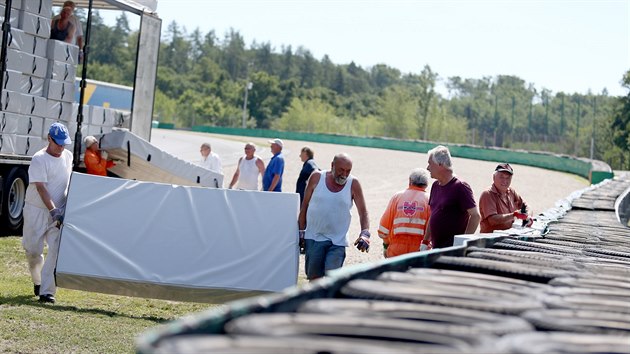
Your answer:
[83,13,630,170]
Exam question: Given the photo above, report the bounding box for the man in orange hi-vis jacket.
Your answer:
[378,168,431,258]
[83,136,115,176]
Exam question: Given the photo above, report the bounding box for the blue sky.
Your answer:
[103,0,629,96]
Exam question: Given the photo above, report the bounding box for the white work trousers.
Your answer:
[22,204,61,296]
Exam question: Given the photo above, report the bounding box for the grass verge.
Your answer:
[0,236,222,353]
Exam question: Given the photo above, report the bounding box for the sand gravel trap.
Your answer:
[150,129,589,273]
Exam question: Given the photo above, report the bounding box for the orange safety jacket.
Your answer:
[84,149,114,176]
[378,185,430,258]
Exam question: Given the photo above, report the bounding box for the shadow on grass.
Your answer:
[0,294,170,323]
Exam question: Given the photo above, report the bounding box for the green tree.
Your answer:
[378,86,415,139]
[272,98,340,133]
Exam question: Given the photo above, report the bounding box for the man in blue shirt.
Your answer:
[263,138,285,192]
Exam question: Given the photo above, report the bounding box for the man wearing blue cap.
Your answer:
[22,122,73,304]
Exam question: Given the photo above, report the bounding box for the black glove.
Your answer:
[354,229,371,252]
[49,208,64,227]
[299,230,306,254]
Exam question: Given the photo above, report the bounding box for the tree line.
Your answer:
[84,12,630,170]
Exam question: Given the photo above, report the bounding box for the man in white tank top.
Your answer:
[298,153,370,281]
[22,123,73,304]
[228,142,265,190]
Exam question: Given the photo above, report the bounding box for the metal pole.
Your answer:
[590,96,597,160]
[575,97,581,156]
[241,84,248,128]
[73,0,93,170]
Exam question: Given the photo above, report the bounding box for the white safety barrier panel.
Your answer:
[99,129,224,188]
[57,173,300,303]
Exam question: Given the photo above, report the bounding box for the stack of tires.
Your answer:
[138,177,630,354]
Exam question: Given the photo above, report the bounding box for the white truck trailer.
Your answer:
[0,0,161,232]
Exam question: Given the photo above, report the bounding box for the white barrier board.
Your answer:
[99,129,224,188]
[57,172,300,302]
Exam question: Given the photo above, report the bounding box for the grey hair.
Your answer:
[201,142,211,150]
[409,168,430,187]
[428,145,452,170]
[245,142,256,150]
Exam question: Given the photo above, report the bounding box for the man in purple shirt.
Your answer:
[422,145,480,249]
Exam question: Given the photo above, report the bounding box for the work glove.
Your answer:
[513,210,528,220]
[419,239,432,251]
[100,150,108,160]
[49,208,64,228]
[525,217,534,228]
[382,243,388,258]
[298,230,306,254]
[354,229,370,253]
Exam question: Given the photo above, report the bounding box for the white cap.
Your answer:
[84,135,98,148]
[268,138,283,148]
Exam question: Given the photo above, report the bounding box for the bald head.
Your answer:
[331,153,352,185]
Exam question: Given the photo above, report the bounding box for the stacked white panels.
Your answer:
[99,129,224,188]
[0,0,58,155]
[57,172,299,302]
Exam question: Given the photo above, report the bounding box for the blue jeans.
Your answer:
[304,239,346,280]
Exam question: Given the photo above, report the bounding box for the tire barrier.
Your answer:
[339,278,544,315]
[150,335,434,354]
[296,299,533,335]
[137,175,630,353]
[495,332,630,354]
[543,294,630,314]
[522,309,630,334]
[550,276,630,292]
[223,313,493,352]
[430,255,569,283]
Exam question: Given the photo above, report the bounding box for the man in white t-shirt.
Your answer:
[22,123,73,304]
[52,1,83,61]
[199,142,222,174]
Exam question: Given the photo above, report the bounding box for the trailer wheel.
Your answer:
[2,167,28,232]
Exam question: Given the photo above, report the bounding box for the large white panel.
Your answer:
[4,70,46,95]
[57,173,299,302]
[0,6,20,28]
[31,35,48,57]
[0,133,16,153]
[0,90,28,114]
[90,106,116,126]
[0,134,44,156]
[7,28,33,52]
[6,49,28,73]
[23,53,48,78]
[47,59,76,82]
[0,112,38,135]
[21,0,52,17]
[2,70,24,92]
[46,39,78,64]
[24,75,45,96]
[46,100,74,121]
[23,94,48,117]
[43,78,75,102]
[99,129,225,188]
[87,124,112,136]
[18,10,51,38]
[0,112,21,134]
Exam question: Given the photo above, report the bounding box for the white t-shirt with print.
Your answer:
[25,148,73,210]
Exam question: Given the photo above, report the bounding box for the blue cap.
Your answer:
[49,122,72,146]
